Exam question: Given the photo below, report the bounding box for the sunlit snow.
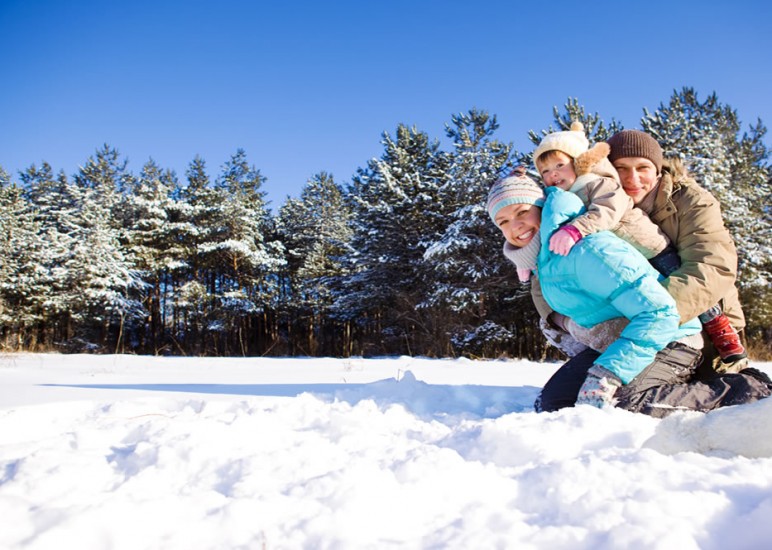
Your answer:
[1,353,771,549]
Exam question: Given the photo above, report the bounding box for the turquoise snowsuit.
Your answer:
[537,187,701,384]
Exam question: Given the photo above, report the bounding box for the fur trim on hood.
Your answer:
[574,142,610,175]
[661,156,691,183]
[573,142,620,183]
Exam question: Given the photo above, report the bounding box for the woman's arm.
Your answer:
[529,273,554,320]
[531,274,589,358]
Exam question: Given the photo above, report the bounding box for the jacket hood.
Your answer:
[573,143,620,183]
[661,157,691,184]
[653,157,697,214]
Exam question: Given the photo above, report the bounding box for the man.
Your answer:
[607,130,747,377]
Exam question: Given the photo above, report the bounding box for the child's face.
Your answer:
[494,203,541,248]
[537,151,576,190]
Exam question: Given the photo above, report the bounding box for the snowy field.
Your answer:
[1,353,772,549]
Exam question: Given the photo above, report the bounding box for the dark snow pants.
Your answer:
[536,342,771,418]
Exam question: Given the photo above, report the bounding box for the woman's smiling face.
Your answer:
[494,203,542,248]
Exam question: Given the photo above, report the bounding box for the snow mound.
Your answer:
[645,396,772,458]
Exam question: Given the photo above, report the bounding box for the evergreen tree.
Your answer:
[0,167,10,323]
[0,174,49,348]
[181,155,222,292]
[421,109,527,356]
[21,163,82,234]
[74,144,134,219]
[277,172,352,310]
[71,150,144,350]
[213,149,285,298]
[173,156,215,352]
[423,110,512,311]
[18,164,84,345]
[335,124,451,355]
[275,172,353,354]
[65,207,144,353]
[121,159,184,352]
[199,150,285,354]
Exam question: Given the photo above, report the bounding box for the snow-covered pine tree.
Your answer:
[202,149,285,354]
[174,156,216,353]
[74,144,135,223]
[120,159,184,353]
[64,204,144,353]
[71,147,144,351]
[0,170,49,349]
[730,120,772,339]
[21,163,82,234]
[420,109,526,357]
[0,167,10,325]
[163,165,204,348]
[275,172,353,355]
[334,124,451,355]
[18,163,84,346]
[643,87,772,343]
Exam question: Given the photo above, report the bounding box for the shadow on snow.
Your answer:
[42,371,540,419]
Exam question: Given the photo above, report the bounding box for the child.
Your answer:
[532,121,674,262]
[530,122,746,364]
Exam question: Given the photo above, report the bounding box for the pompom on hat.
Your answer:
[606,129,663,172]
[486,167,546,224]
[532,121,590,164]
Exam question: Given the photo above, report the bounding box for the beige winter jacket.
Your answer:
[529,157,744,345]
[570,174,671,259]
[570,147,670,259]
[643,159,745,330]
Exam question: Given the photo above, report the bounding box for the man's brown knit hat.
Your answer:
[606,130,663,172]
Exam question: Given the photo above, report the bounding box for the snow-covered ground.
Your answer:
[1,353,771,549]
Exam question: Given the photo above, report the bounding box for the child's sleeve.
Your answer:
[568,177,631,237]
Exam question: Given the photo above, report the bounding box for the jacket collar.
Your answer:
[650,172,677,224]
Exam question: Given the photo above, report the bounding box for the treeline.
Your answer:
[2,88,771,358]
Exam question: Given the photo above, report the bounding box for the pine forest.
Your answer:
[2,89,771,359]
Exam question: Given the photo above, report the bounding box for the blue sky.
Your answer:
[2,0,770,210]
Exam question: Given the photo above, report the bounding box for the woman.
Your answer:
[486,171,770,416]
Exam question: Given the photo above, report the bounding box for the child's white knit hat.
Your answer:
[532,121,589,164]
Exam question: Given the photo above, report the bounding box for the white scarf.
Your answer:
[502,237,542,282]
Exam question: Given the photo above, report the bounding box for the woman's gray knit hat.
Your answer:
[486,168,545,223]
